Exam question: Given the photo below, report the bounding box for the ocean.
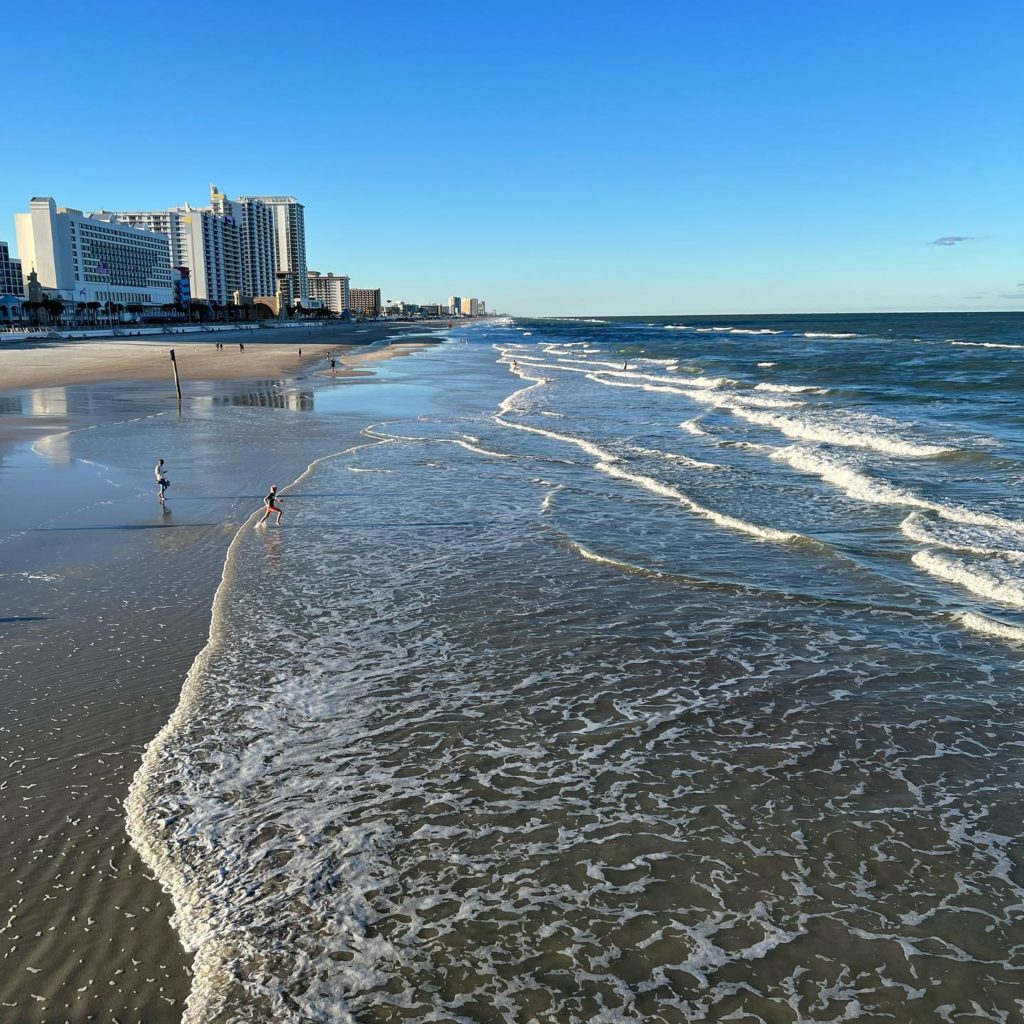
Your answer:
[128,314,1024,1022]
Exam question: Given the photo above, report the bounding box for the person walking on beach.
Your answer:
[330,358,337,377]
[239,342,245,352]
[154,458,170,502]
[258,485,284,526]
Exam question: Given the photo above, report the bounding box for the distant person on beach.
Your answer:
[154,459,169,502]
[298,347,302,358]
[239,342,245,352]
[623,361,628,370]
[258,485,284,526]
[330,358,337,377]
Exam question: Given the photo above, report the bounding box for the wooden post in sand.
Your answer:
[169,348,182,402]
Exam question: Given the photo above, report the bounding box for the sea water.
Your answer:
[130,315,1024,1022]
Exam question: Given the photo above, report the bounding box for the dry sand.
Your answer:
[0,320,448,395]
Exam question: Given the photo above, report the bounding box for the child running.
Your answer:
[154,458,170,502]
[258,484,284,526]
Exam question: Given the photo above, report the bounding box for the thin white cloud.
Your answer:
[928,236,972,246]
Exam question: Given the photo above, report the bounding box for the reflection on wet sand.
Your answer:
[206,385,315,411]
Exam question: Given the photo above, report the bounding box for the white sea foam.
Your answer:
[495,417,798,543]
[958,611,1024,642]
[951,341,1024,350]
[606,369,739,390]
[754,382,828,395]
[803,332,860,339]
[733,407,950,457]
[725,393,804,410]
[912,551,1024,609]
[569,541,662,575]
[774,447,1024,538]
[773,447,921,506]
[597,461,799,543]
[519,360,739,394]
[555,356,632,370]
[680,419,709,436]
[627,445,723,470]
[539,484,563,512]
[585,373,695,398]
[900,513,1024,560]
[455,438,513,459]
[497,367,548,414]
[676,325,783,336]
[757,362,777,368]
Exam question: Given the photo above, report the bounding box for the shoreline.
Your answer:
[0,319,451,396]
[0,334,452,1019]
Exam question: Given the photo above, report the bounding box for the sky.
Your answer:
[2,0,1021,316]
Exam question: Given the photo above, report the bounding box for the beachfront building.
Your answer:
[0,240,24,322]
[209,186,278,300]
[111,187,282,309]
[350,287,381,318]
[110,206,239,305]
[0,241,23,297]
[447,295,461,316]
[307,271,350,314]
[15,197,173,310]
[242,195,308,307]
[460,297,481,316]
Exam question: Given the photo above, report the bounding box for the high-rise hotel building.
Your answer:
[15,197,173,308]
[113,186,279,306]
[349,287,381,318]
[0,241,24,298]
[111,206,237,305]
[307,271,350,314]
[209,186,277,300]
[242,195,308,307]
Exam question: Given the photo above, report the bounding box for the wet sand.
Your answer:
[0,336,446,1021]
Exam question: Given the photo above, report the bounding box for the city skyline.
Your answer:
[1,0,1020,316]
[2,185,483,318]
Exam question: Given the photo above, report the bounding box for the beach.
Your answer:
[4,313,1024,1023]
[0,325,450,1021]
[0,320,452,393]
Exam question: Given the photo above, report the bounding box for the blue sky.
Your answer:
[3,1,1020,315]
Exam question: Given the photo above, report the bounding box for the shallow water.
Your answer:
[0,366,441,1021]
[131,319,1024,1022]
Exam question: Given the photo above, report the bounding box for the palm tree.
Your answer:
[43,297,65,325]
